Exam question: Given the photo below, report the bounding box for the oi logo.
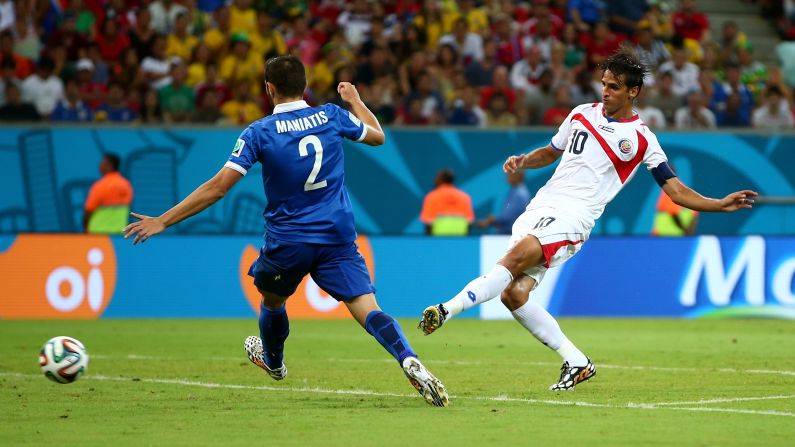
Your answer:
[0,235,116,319]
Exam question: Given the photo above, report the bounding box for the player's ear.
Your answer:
[265,81,275,98]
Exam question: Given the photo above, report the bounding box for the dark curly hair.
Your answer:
[599,45,649,92]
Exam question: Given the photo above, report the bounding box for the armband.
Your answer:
[651,161,677,187]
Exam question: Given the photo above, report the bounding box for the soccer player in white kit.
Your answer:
[418,47,758,391]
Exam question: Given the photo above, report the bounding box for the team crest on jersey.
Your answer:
[618,138,633,154]
[232,139,245,157]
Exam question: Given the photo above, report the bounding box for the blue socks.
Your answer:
[365,310,416,364]
[259,303,290,369]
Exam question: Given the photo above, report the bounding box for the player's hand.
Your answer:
[503,154,527,173]
[123,212,166,245]
[718,190,758,212]
[337,82,361,103]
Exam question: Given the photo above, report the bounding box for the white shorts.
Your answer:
[507,207,590,288]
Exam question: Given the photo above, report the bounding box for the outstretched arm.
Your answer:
[337,82,385,146]
[503,145,562,173]
[124,167,243,244]
[661,177,757,212]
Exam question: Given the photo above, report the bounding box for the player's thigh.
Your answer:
[310,241,375,303]
[508,207,588,282]
[500,275,537,311]
[248,235,312,298]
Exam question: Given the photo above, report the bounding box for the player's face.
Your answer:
[601,70,638,117]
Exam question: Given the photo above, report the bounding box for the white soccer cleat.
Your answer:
[244,336,288,381]
[402,357,449,407]
[418,304,448,335]
[549,357,596,391]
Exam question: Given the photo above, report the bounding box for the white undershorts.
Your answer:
[507,207,590,288]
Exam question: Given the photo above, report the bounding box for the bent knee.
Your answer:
[500,286,526,311]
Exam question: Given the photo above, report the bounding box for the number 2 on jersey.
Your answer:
[298,135,328,191]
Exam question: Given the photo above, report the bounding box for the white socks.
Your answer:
[511,300,588,366]
[442,265,513,318]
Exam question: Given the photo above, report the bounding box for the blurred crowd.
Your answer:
[0,0,792,130]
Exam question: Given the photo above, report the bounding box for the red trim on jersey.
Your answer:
[541,240,583,268]
[572,113,649,183]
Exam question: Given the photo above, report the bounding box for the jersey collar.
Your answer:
[273,100,310,114]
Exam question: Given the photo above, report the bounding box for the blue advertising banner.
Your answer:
[1,234,793,319]
[1,128,793,236]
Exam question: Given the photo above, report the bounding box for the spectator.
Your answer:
[220,81,263,124]
[230,0,257,37]
[159,63,195,123]
[582,21,621,70]
[219,32,264,96]
[476,171,531,235]
[194,63,230,105]
[634,25,670,73]
[464,40,497,87]
[21,56,63,118]
[492,12,523,66]
[51,79,93,122]
[114,47,143,91]
[0,0,14,32]
[717,20,748,66]
[0,57,18,106]
[521,15,559,63]
[149,0,188,35]
[485,91,517,127]
[675,91,716,129]
[713,64,754,127]
[672,0,709,42]
[139,88,163,124]
[568,0,607,32]
[649,71,681,126]
[438,17,484,65]
[86,43,111,85]
[446,0,489,35]
[639,1,674,41]
[395,95,431,125]
[139,35,172,90]
[447,85,485,126]
[752,86,794,129]
[186,43,212,87]
[12,15,40,61]
[658,46,700,98]
[129,7,157,61]
[420,169,474,236]
[0,83,40,121]
[83,153,133,234]
[76,58,107,110]
[636,88,667,130]
[337,0,374,48]
[736,44,768,96]
[607,0,649,39]
[190,88,223,124]
[402,71,445,124]
[560,23,586,69]
[480,65,517,113]
[46,13,88,61]
[569,67,600,105]
[95,82,137,123]
[0,30,32,79]
[251,10,287,60]
[542,85,573,127]
[166,12,199,62]
[203,5,232,60]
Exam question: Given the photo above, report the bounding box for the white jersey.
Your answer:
[529,102,668,229]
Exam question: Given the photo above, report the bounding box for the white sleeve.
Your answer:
[549,104,587,151]
[641,127,668,170]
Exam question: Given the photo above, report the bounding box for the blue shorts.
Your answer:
[248,235,376,301]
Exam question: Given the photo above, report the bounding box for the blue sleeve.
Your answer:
[224,125,261,175]
[329,103,367,142]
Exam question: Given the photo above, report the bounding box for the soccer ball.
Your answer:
[39,336,89,384]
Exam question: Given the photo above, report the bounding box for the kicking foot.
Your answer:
[244,336,288,381]
[402,357,449,407]
[418,304,448,335]
[549,357,596,391]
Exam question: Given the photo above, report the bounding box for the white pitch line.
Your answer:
[89,354,795,378]
[653,395,795,406]
[2,371,793,418]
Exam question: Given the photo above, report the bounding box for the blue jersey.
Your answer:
[225,100,367,244]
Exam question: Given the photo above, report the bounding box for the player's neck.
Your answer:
[272,96,305,106]
[604,103,635,121]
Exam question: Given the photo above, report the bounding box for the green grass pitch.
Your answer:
[2,319,794,446]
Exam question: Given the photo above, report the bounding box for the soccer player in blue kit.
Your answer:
[124,55,449,407]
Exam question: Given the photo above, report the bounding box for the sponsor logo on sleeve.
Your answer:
[232,139,245,157]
